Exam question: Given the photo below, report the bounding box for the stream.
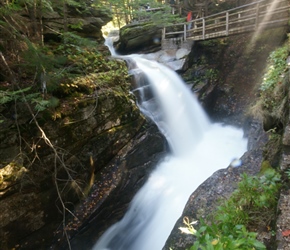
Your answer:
[93,42,248,250]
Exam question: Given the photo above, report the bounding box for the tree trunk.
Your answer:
[39,0,44,46]
[63,0,68,32]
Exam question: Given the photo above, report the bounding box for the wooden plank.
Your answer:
[165,31,185,35]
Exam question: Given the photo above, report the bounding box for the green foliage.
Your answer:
[21,39,65,75]
[55,32,128,75]
[260,46,288,92]
[187,66,219,89]
[0,87,31,104]
[30,95,60,111]
[0,0,53,17]
[190,224,265,250]
[0,87,59,112]
[68,21,84,30]
[17,0,54,11]
[0,2,21,15]
[286,168,290,180]
[61,32,96,48]
[181,169,281,250]
[152,9,185,27]
[200,39,228,47]
[17,31,127,97]
[0,1,131,114]
[205,68,218,81]
[251,37,290,119]
[8,29,130,101]
[215,169,280,228]
[94,0,183,27]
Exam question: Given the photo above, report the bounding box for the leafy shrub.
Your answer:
[216,169,281,228]
[260,46,288,92]
[250,38,289,123]
[0,87,59,112]
[190,223,265,250]
[286,168,290,180]
[180,169,281,250]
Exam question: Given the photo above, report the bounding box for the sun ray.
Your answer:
[248,0,282,50]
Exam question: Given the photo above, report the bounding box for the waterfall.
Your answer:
[130,56,210,156]
[93,39,248,250]
[104,37,117,56]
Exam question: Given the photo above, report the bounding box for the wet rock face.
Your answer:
[9,3,112,43]
[59,124,167,250]
[0,82,167,249]
[276,190,290,249]
[43,5,112,41]
[276,120,290,249]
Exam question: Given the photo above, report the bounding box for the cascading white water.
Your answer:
[131,56,210,156]
[104,37,117,56]
[93,40,248,250]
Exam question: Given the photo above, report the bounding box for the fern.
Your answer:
[0,87,32,105]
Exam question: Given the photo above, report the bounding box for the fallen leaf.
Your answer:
[282,230,290,237]
[179,227,192,234]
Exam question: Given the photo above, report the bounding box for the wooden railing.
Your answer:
[162,0,289,41]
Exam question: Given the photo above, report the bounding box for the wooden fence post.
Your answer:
[255,3,260,30]
[162,27,165,40]
[226,11,229,35]
[202,18,205,39]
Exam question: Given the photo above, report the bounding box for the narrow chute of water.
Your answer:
[93,38,248,250]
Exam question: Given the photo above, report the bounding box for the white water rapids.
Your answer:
[93,47,248,250]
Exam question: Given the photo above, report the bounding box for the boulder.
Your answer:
[142,49,191,72]
[42,4,112,41]
[115,22,162,54]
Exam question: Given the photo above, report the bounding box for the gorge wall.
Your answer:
[0,4,169,249]
[1,2,289,249]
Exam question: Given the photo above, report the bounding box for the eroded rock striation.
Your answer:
[0,72,167,249]
[0,5,168,249]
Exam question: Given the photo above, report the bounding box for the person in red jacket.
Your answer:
[187,11,192,29]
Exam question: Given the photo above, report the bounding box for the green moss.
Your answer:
[260,160,273,174]
[263,132,282,167]
[120,22,157,38]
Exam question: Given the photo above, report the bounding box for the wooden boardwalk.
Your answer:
[162,0,289,44]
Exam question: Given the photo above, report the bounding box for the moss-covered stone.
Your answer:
[116,22,162,54]
[0,44,161,249]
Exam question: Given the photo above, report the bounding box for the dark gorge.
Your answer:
[0,1,290,249]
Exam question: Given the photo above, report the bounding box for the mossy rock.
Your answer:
[0,162,28,192]
[117,22,162,54]
[260,160,273,174]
